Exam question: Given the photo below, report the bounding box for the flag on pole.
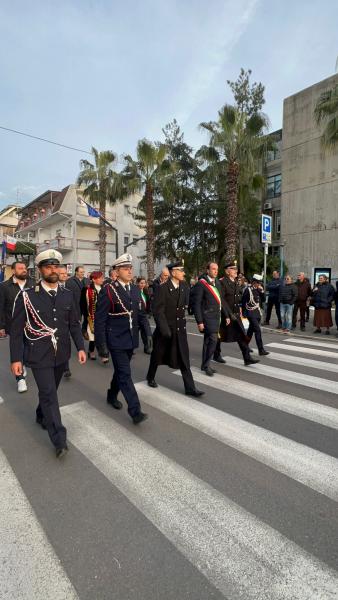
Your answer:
[77,198,114,229]
[6,235,17,251]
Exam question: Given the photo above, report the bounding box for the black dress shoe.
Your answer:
[259,350,270,356]
[56,446,68,459]
[107,392,123,410]
[132,412,148,425]
[201,366,214,377]
[185,390,205,397]
[147,379,158,388]
[36,416,47,430]
[249,347,254,353]
[213,356,226,364]
[244,357,260,366]
[63,369,72,378]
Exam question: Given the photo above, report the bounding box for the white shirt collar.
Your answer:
[117,278,130,290]
[41,280,58,294]
[13,276,26,289]
[171,279,179,289]
[207,275,215,284]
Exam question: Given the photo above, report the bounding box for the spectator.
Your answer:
[335,281,338,336]
[57,265,72,378]
[66,265,86,321]
[311,275,335,335]
[80,271,108,361]
[292,272,312,331]
[279,275,297,333]
[103,266,118,286]
[264,270,282,328]
[137,277,152,354]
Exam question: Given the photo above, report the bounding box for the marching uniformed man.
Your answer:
[216,261,259,366]
[242,274,269,356]
[193,262,230,376]
[94,253,151,424]
[146,260,204,396]
[10,250,86,458]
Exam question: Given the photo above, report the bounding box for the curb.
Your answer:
[261,325,338,344]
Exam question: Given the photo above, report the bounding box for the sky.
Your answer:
[0,0,337,209]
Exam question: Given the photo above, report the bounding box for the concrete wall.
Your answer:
[281,73,338,282]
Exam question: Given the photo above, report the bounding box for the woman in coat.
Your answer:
[311,275,335,334]
[80,271,107,361]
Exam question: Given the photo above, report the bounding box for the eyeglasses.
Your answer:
[173,267,185,272]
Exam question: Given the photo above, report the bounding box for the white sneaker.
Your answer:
[23,366,27,378]
[17,379,27,393]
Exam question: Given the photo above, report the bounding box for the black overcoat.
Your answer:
[193,275,229,334]
[219,275,246,343]
[152,279,190,369]
[0,275,35,333]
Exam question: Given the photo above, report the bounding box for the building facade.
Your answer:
[281,73,338,282]
[15,185,150,276]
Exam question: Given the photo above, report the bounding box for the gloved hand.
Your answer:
[96,344,109,358]
[146,336,153,353]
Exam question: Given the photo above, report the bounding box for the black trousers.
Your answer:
[214,338,250,362]
[109,349,141,417]
[33,363,67,450]
[265,298,281,324]
[139,322,151,350]
[147,351,196,393]
[201,331,218,370]
[292,300,307,328]
[247,315,264,352]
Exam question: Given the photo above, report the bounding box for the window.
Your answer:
[133,236,138,245]
[55,229,62,237]
[267,174,281,198]
[124,234,129,252]
[124,205,130,217]
[273,210,281,239]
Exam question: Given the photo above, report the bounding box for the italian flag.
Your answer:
[6,235,17,251]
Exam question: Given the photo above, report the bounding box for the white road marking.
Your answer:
[184,367,338,430]
[137,381,338,501]
[267,342,338,359]
[284,338,338,350]
[62,401,338,600]
[264,351,338,373]
[0,449,79,600]
[0,396,3,404]
[219,356,338,395]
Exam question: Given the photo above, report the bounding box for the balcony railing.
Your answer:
[36,237,73,252]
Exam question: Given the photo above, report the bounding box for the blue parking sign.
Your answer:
[261,214,272,243]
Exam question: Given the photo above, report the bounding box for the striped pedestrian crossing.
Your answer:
[0,449,79,600]
[262,350,338,373]
[267,342,338,359]
[136,381,338,500]
[218,355,338,394]
[284,337,338,350]
[61,401,338,600]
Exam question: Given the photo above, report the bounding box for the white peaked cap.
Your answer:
[112,253,133,268]
[35,249,63,266]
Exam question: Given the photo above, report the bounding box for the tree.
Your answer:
[227,68,265,116]
[200,105,269,264]
[77,147,121,271]
[314,84,338,150]
[121,140,169,281]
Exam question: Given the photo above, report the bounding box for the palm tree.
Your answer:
[200,105,269,264]
[314,84,338,150]
[77,147,121,272]
[121,140,168,281]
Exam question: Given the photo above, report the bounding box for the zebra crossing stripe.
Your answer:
[267,342,338,360]
[0,449,79,600]
[186,367,338,430]
[61,401,338,600]
[263,351,338,373]
[284,338,338,350]
[219,356,338,395]
[138,381,338,501]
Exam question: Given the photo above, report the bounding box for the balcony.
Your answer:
[36,237,73,253]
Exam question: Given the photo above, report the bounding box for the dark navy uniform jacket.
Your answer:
[10,283,85,368]
[94,281,150,351]
[193,274,229,334]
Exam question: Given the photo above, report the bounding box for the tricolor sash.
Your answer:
[199,279,221,305]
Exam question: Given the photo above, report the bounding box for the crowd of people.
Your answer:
[1,250,338,459]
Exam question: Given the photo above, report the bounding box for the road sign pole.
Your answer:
[263,242,268,291]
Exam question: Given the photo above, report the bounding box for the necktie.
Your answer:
[126,284,130,295]
[49,290,57,297]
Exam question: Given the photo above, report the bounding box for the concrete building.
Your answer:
[15,184,150,276]
[262,73,338,282]
[281,73,338,282]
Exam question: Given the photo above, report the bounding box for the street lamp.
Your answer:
[279,241,285,278]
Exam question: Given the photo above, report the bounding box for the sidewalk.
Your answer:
[262,307,338,343]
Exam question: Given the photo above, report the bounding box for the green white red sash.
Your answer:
[199,279,221,305]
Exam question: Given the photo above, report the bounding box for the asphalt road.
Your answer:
[1,322,338,600]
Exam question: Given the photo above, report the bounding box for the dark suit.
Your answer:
[0,275,34,333]
[217,275,250,362]
[95,281,149,417]
[147,279,196,392]
[10,283,84,449]
[65,276,84,321]
[193,275,229,370]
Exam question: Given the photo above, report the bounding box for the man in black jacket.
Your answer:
[65,265,86,321]
[242,274,269,356]
[264,270,282,328]
[10,250,86,458]
[193,262,230,376]
[0,261,35,393]
[147,260,203,396]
